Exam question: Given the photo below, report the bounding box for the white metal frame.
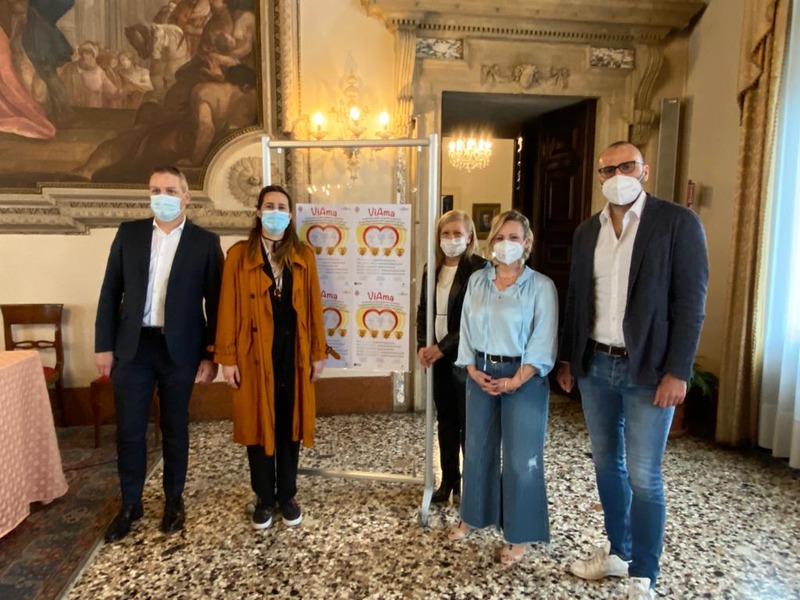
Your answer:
[261,135,440,526]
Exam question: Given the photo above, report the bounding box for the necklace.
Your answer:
[261,237,284,298]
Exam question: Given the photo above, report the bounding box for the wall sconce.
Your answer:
[308,71,394,180]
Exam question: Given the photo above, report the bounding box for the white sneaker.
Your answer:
[628,577,654,599]
[569,541,630,580]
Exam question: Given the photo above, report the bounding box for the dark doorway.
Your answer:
[441,91,597,314]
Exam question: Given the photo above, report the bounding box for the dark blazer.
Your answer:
[416,253,487,362]
[95,218,224,367]
[559,194,708,384]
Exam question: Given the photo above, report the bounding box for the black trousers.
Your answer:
[247,382,299,506]
[433,357,467,482]
[111,329,196,505]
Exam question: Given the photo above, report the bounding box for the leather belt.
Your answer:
[141,326,165,335]
[477,351,521,364]
[590,340,627,357]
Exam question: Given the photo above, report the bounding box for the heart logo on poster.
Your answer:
[362,225,399,250]
[306,225,343,249]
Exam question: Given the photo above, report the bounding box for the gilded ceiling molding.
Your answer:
[481,63,570,90]
[630,44,665,147]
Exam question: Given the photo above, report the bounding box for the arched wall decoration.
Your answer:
[0,0,284,234]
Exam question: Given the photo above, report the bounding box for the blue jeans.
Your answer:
[460,358,550,545]
[578,352,674,584]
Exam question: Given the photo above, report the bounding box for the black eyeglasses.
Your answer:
[597,160,643,177]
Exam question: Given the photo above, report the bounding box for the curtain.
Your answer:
[716,0,790,445]
[758,0,800,469]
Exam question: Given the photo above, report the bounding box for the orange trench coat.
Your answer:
[214,240,328,454]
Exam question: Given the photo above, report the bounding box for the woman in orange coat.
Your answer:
[215,184,328,530]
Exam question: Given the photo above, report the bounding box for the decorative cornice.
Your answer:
[361,0,707,44]
[0,191,253,235]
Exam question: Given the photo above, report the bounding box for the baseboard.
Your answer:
[62,376,394,426]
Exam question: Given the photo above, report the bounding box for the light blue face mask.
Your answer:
[261,209,291,235]
[150,194,183,222]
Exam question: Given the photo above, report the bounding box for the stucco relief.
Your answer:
[481,63,570,90]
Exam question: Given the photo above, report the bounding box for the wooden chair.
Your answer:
[90,376,161,448]
[1,303,65,425]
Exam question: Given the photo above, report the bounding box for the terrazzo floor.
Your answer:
[65,398,800,599]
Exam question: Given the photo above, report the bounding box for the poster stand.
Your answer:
[261,135,440,526]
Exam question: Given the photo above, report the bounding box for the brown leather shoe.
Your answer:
[104,503,144,543]
[161,496,185,534]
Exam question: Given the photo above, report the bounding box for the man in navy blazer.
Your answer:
[557,142,708,599]
[95,165,223,542]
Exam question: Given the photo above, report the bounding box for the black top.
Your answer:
[261,243,297,394]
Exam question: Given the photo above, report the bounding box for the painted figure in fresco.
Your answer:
[169,0,211,56]
[59,41,119,108]
[125,22,191,101]
[115,51,154,109]
[0,24,55,138]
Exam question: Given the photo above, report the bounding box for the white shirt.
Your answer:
[590,193,647,347]
[435,265,458,343]
[142,218,186,327]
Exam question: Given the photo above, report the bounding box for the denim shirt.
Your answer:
[456,264,558,376]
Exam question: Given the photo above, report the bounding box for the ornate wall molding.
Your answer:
[630,44,666,146]
[481,63,570,90]
[362,0,707,44]
[416,38,463,60]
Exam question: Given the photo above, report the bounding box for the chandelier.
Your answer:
[447,137,493,172]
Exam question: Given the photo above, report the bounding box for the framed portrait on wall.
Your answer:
[472,203,500,239]
[441,194,454,213]
[0,0,263,192]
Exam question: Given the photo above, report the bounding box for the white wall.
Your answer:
[0,231,240,387]
[682,0,745,373]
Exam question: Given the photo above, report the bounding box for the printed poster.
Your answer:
[297,203,411,371]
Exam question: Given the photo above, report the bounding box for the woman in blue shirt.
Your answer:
[451,210,558,565]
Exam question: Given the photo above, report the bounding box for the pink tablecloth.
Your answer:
[0,350,68,538]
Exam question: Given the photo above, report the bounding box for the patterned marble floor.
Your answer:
[65,398,800,599]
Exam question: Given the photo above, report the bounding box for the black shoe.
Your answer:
[281,498,303,526]
[431,479,460,504]
[252,499,274,530]
[161,496,185,534]
[104,503,144,543]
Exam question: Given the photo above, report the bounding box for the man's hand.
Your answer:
[195,359,218,384]
[654,373,687,407]
[95,352,115,378]
[311,360,325,382]
[556,362,574,393]
[223,364,240,389]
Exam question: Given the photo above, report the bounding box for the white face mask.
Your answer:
[492,240,524,265]
[602,174,644,206]
[440,237,467,258]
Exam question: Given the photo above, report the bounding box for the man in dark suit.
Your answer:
[95,165,223,542]
[557,142,708,599]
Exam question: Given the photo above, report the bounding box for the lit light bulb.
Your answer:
[349,106,361,122]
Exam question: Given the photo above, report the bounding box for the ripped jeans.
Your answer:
[460,356,550,544]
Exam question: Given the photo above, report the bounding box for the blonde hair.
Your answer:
[486,210,534,263]
[435,210,479,270]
